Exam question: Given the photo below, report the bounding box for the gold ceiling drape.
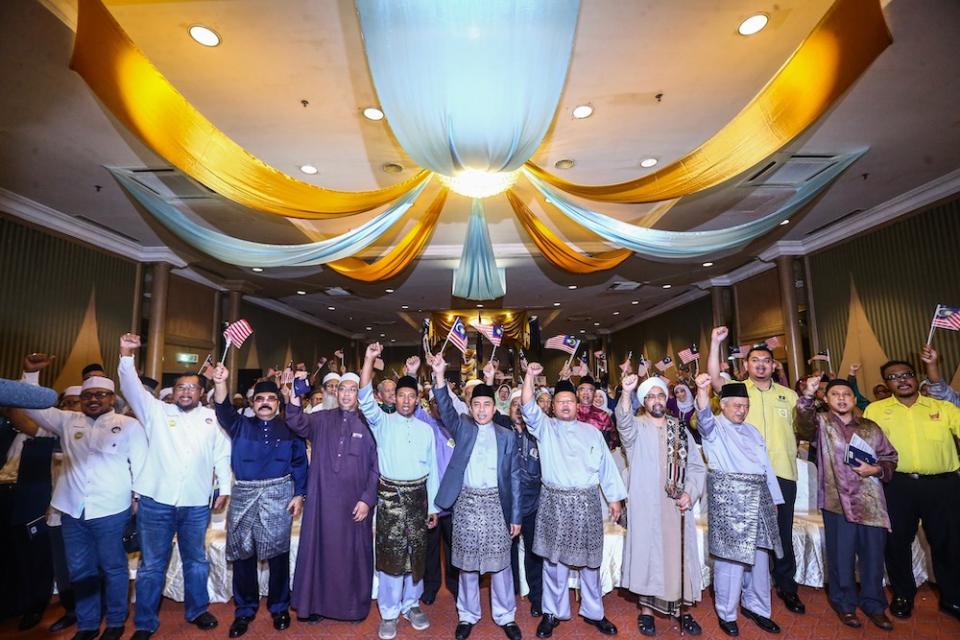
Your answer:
[523,0,891,203]
[506,190,632,273]
[70,0,429,219]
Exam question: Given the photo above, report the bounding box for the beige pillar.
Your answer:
[777,255,804,385]
[130,262,144,334]
[211,291,223,362]
[226,290,242,395]
[710,286,733,352]
[144,262,171,381]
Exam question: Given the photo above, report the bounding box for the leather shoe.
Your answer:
[455,622,474,640]
[530,603,543,617]
[50,612,78,632]
[939,602,960,622]
[718,620,739,637]
[740,608,780,634]
[130,631,154,640]
[582,616,618,635]
[777,591,805,614]
[637,614,655,636]
[229,618,252,638]
[69,632,99,640]
[835,611,861,628]
[678,614,702,636]
[536,614,560,638]
[272,611,291,631]
[420,593,436,605]
[890,596,913,619]
[18,610,44,630]
[99,627,124,640]
[190,612,219,630]
[867,612,893,630]
[501,622,522,640]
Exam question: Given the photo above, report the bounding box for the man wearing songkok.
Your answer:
[284,371,380,623]
[693,374,783,636]
[428,354,522,640]
[308,372,341,413]
[863,355,960,621]
[575,375,618,450]
[118,333,232,639]
[616,375,706,636]
[707,327,804,615]
[359,342,440,640]
[9,371,146,640]
[796,376,897,630]
[210,365,307,637]
[520,364,626,638]
[508,387,544,619]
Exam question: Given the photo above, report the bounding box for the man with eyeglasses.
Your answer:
[863,358,960,621]
[118,333,232,640]
[8,370,147,640]
[707,326,805,615]
[616,374,707,637]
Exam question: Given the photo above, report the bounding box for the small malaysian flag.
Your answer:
[728,344,747,360]
[809,351,830,362]
[334,349,344,359]
[447,317,469,354]
[765,335,783,349]
[654,355,674,372]
[545,335,580,355]
[932,305,960,331]
[223,319,253,347]
[678,344,700,364]
[471,321,504,347]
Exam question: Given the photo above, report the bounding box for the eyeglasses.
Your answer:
[174,383,202,391]
[80,391,114,400]
[883,371,915,382]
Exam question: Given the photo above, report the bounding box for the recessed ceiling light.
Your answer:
[390,339,396,343]
[579,329,586,333]
[554,159,575,170]
[631,300,639,305]
[702,262,714,267]
[780,219,790,226]
[738,13,769,36]
[362,106,385,121]
[365,326,372,331]
[640,158,658,168]
[553,302,561,307]
[380,333,385,337]
[299,164,318,175]
[382,162,403,174]
[476,304,484,308]
[385,288,394,293]
[401,305,409,310]
[594,322,600,326]
[188,25,220,47]
[251,267,263,273]
[572,104,594,119]
[613,311,620,316]
[296,290,306,295]
[327,306,335,311]
[567,285,578,290]
[662,284,672,289]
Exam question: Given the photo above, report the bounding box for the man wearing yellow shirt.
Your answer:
[708,327,805,615]
[863,358,960,622]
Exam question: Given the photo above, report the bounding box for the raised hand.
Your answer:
[694,373,712,390]
[365,342,383,361]
[558,362,572,380]
[526,362,543,378]
[803,374,822,398]
[427,353,447,377]
[619,354,632,375]
[711,326,729,344]
[848,362,862,374]
[22,353,54,372]
[120,333,142,356]
[212,363,229,385]
[405,356,421,376]
[621,373,639,393]
[920,345,938,364]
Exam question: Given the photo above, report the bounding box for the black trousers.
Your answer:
[0,487,54,621]
[510,509,542,609]
[772,477,798,594]
[50,524,76,614]
[422,513,457,600]
[232,553,290,619]
[883,472,960,605]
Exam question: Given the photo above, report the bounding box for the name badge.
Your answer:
[168,419,177,428]
[530,448,539,460]
[205,418,213,424]
[73,431,84,440]
[776,408,789,418]
[352,432,363,439]
[929,412,940,421]
[111,426,121,434]
[778,395,787,402]
[447,438,456,448]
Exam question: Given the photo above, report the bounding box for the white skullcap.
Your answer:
[637,377,668,402]
[340,372,360,385]
[510,388,522,402]
[537,388,552,398]
[719,372,732,382]
[323,372,342,384]
[159,387,173,400]
[81,376,115,393]
[63,385,82,397]
[246,387,254,399]
[463,379,482,390]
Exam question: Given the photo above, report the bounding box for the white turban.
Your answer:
[463,379,482,390]
[322,372,341,385]
[81,376,115,393]
[159,387,173,400]
[63,385,82,398]
[509,388,522,402]
[340,372,360,385]
[636,377,668,403]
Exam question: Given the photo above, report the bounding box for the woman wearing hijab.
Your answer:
[667,382,697,443]
[495,384,513,415]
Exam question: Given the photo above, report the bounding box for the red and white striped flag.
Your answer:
[223,319,253,347]
[470,321,504,347]
[677,344,700,365]
[654,355,674,372]
[932,305,960,331]
[545,335,580,355]
[446,317,469,355]
[765,335,782,349]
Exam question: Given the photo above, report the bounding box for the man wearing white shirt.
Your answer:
[10,373,147,640]
[118,333,232,640]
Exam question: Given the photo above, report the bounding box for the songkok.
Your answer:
[720,382,749,399]
[463,379,483,390]
[139,376,159,391]
[82,376,115,393]
[63,385,82,398]
[253,380,280,397]
[577,375,596,389]
[81,363,105,377]
[159,387,173,400]
[471,383,495,400]
[510,388,522,402]
[396,375,418,392]
[637,377,668,402]
[340,372,360,385]
[322,372,341,385]
[554,380,576,396]
[826,378,854,393]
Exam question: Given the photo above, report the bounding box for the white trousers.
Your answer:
[456,567,516,625]
[541,560,604,621]
[377,571,423,620]
[713,549,772,622]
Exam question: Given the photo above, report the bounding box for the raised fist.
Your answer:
[711,326,729,343]
[694,373,712,390]
[405,356,421,376]
[120,333,142,356]
[527,362,544,378]
[621,374,639,393]
[365,342,383,361]
[427,354,447,376]
[22,353,54,373]
[803,374,822,398]
[848,362,862,374]
[212,364,229,384]
[920,346,938,365]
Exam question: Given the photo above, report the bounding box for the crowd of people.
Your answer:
[1,325,959,640]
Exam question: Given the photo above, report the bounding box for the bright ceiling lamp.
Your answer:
[362,106,385,121]
[439,169,519,198]
[188,25,221,47]
[738,13,769,36]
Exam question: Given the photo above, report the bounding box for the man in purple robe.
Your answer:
[284,372,380,623]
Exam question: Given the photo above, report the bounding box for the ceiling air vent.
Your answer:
[607,281,642,291]
[122,167,216,200]
[321,286,353,297]
[744,154,842,188]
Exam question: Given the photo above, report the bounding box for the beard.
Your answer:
[646,404,666,418]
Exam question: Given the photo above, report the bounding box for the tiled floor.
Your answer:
[2,584,957,639]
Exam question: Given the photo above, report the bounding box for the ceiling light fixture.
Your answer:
[594,322,600,326]
[662,284,672,289]
[385,288,394,293]
[365,326,372,331]
[362,106,385,121]
[631,300,639,305]
[567,285,578,290]
[296,290,306,295]
[572,104,594,119]
[780,219,790,226]
[553,302,561,307]
[579,329,586,334]
[380,333,385,337]
[327,306,335,311]
[251,267,263,273]
[476,304,484,308]
[439,169,519,198]
[738,13,769,36]
[702,262,714,267]
[188,25,220,47]
[554,159,575,170]
[640,158,658,168]
[382,162,404,174]
[299,164,318,175]
[613,311,620,316]
[401,305,409,310]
